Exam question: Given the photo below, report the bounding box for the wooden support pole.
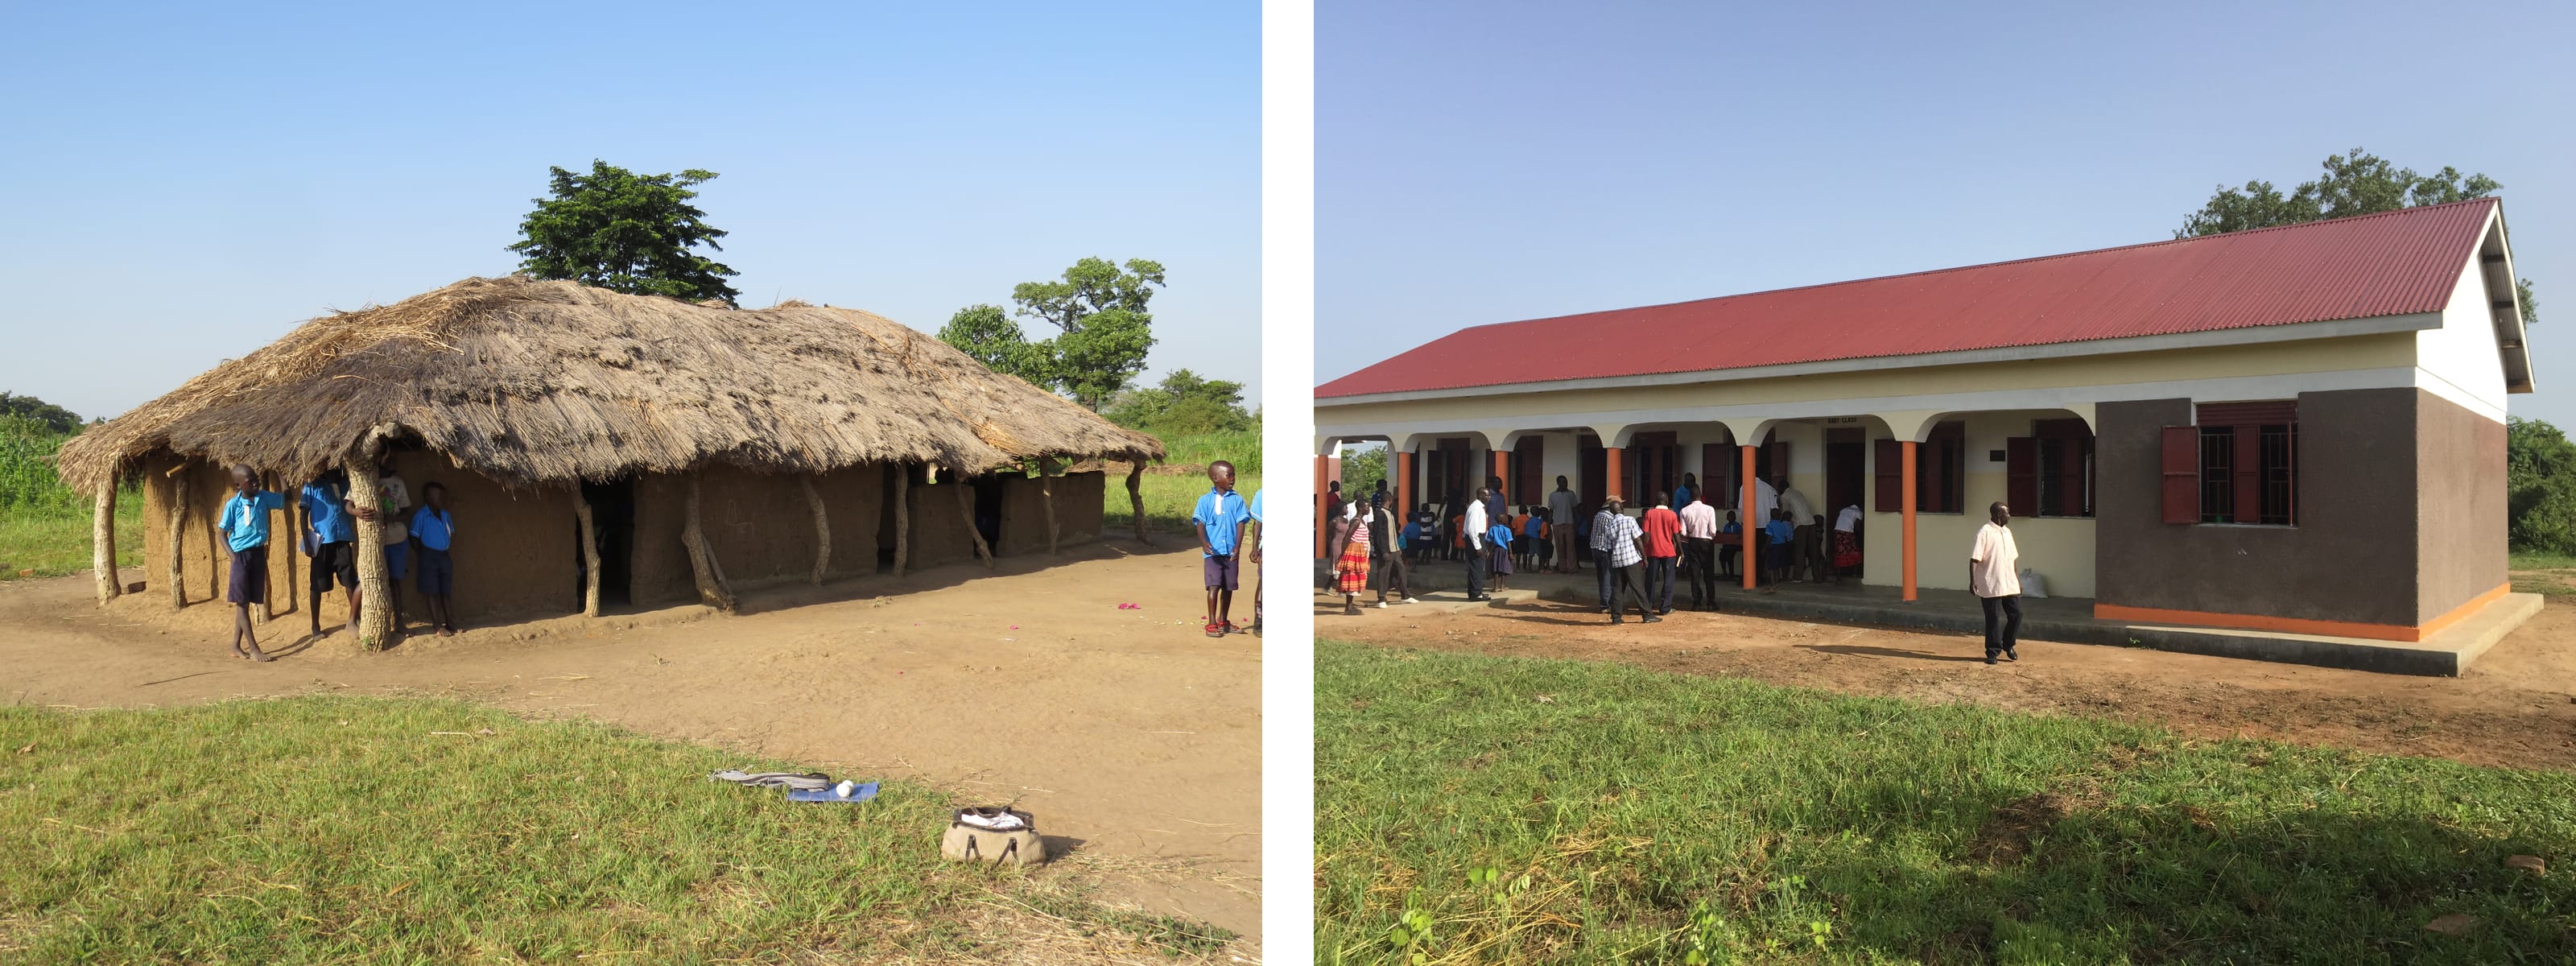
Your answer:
[1127,461,1150,546]
[345,453,396,648]
[167,472,188,609]
[572,485,602,617]
[892,465,911,579]
[1901,440,1919,603]
[1038,456,1060,555]
[256,473,277,622]
[92,484,119,605]
[1395,450,1415,533]
[681,473,737,612]
[954,473,993,568]
[1740,444,1757,591]
[803,476,836,582]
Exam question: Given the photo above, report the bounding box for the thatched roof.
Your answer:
[57,276,1165,492]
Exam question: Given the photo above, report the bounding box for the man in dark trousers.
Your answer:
[1970,501,2023,665]
[1366,493,1414,607]
[1462,485,1492,601]
[1595,495,1659,625]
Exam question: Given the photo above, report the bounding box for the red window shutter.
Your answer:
[2005,437,2037,517]
[2160,427,2198,523]
[2232,423,2262,524]
[1873,438,1901,512]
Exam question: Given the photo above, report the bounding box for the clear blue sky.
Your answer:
[1318,1,2576,427]
[0,2,1259,422]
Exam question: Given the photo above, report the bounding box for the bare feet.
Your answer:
[436,627,453,638]
[247,648,272,663]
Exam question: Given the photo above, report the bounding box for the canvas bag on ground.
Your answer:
[942,807,1046,866]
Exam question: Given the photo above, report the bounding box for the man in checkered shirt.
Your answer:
[1591,495,1659,625]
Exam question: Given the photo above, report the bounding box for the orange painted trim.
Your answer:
[1492,449,1509,499]
[2421,582,2513,638]
[1740,444,1757,590]
[2096,584,2512,642]
[1313,456,1329,561]
[1604,447,1624,502]
[1900,440,1918,602]
[1395,451,1415,530]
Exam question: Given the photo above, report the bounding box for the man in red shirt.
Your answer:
[1641,491,1684,616]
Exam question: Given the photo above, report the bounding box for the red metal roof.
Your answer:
[1318,198,2498,399]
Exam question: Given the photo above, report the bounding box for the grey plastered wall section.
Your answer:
[2094,388,2420,626]
[906,481,979,570]
[2416,389,2508,622]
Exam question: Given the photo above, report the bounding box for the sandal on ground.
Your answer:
[1203,622,1224,638]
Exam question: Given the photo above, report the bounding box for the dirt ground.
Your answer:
[1315,583,2576,774]
[1,538,1261,952]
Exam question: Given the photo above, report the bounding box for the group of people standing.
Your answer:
[208,458,461,661]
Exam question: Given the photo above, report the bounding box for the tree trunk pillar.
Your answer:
[892,465,911,578]
[955,473,993,568]
[801,476,834,584]
[1038,457,1060,555]
[681,473,737,612]
[1127,460,1150,546]
[345,454,396,648]
[573,485,602,617]
[92,484,118,605]
[166,470,188,609]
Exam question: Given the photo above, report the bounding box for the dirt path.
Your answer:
[1316,586,2576,774]
[2,539,1261,947]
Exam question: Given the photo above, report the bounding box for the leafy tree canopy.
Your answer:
[509,161,741,305]
[0,392,80,435]
[2508,416,2576,555]
[939,258,1166,411]
[1104,369,1254,436]
[2178,147,2535,323]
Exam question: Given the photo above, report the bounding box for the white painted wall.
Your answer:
[2419,248,2511,421]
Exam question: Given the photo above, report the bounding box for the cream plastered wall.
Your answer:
[1320,332,2419,437]
[1855,410,2097,597]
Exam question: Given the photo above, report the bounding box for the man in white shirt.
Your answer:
[1775,474,1815,582]
[1463,487,1491,601]
[1546,476,1582,574]
[1970,501,2022,665]
[1752,474,1779,527]
[1677,493,1720,611]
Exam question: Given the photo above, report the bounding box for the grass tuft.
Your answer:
[1316,640,2576,964]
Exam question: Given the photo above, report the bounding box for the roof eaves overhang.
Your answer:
[2479,207,2537,394]
[1316,311,2443,409]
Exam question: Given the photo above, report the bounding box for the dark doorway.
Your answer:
[578,477,635,606]
[1825,427,1866,519]
[1577,435,1606,519]
[879,463,906,572]
[972,474,1005,551]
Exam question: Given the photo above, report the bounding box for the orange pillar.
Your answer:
[1901,440,1918,602]
[1396,449,1415,527]
[1314,454,1330,560]
[1492,449,1509,502]
[1740,444,1757,590]
[1604,447,1624,501]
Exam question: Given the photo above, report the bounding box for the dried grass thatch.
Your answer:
[56,276,1164,491]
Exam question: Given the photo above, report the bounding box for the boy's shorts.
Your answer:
[1203,553,1239,591]
[416,547,454,596]
[225,545,267,605]
[384,541,410,581]
[311,542,358,592]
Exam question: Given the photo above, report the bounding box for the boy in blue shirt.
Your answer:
[1190,460,1249,638]
[1245,486,1264,637]
[410,481,459,636]
[1765,510,1794,585]
[299,472,362,639]
[215,464,285,662]
[1718,510,1743,579]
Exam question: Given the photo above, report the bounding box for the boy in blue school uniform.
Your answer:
[215,465,286,662]
[1764,510,1794,585]
[1190,460,1249,638]
[299,471,363,639]
[410,481,459,636]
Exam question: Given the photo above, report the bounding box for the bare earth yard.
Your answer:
[2,538,1261,947]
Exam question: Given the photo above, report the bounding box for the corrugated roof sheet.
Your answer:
[1318,197,2497,398]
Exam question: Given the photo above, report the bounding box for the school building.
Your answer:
[1315,198,2537,658]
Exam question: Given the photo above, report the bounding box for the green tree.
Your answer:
[936,304,1054,387]
[1012,258,1165,410]
[1104,369,1253,436]
[0,392,80,434]
[2178,147,2536,324]
[509,161,741,304]
[2508,416,2576,554]
[1340,445,1389,496]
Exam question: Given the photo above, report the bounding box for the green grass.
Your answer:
[1316,640,2576,964]
[0,495,140,580]
[1,696,1228,963]
[2510,551,2576,572]
[1107,472,1262,535]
